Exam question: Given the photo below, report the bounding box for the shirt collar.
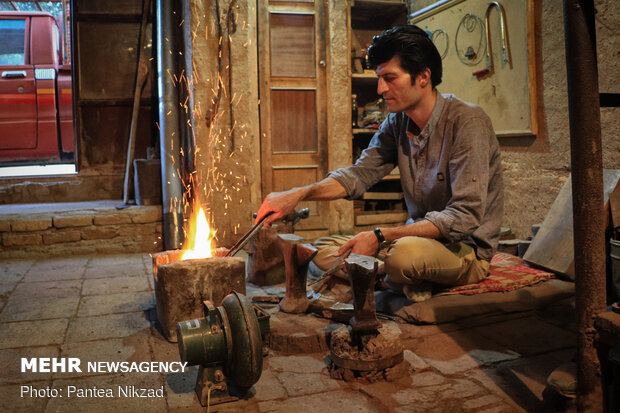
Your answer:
[406,91,445,151]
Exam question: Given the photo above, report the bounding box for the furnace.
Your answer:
[151,249,245,342]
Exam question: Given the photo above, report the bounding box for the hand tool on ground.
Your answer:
[226,208,310,257]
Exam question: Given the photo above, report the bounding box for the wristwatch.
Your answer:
[373,228,389,252]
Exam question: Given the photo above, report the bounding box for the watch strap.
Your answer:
[373,227,387,252]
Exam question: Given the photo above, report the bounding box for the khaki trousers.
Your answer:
[313,235,490,290]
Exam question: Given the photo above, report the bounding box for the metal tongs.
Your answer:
[225,208,310,257]
[307,247,352,299]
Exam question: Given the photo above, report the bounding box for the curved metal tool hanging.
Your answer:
[484,2,510,71]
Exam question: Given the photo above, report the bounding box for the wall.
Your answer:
[410,0,620,238]
[188,0,261,248]
[502,0,619,238]
[326,1,355,235]
[0,202,162,259]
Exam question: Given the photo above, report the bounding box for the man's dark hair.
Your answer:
[367,25,442,88]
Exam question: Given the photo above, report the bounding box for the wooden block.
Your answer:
[523,170,620,279]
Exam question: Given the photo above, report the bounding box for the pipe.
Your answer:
[563,0,605,411]
[156,0,186,250]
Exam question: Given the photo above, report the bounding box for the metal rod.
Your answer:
[563,0,605,410]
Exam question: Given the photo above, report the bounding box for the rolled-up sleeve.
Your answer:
[424,117,493,242]
[328,115,398,200]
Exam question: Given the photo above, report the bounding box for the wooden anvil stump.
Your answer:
[152,250,245,342]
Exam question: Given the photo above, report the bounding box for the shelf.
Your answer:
[362,192,403,200]
[355,211,408,226]
[352,72,377,79]
[352,72,379,87]
[351,0,408,30]
[353,128,378,135]
[349,0,407,231]
[382,167,400,181]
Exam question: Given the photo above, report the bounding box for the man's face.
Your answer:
[376,56,426,113]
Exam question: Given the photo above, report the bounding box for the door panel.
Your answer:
[269,13,315,78]
[273,166,320,216]
[0,17,37,151]
[271,89,317,152]
[259,0,328,232]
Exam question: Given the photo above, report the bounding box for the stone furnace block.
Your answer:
[152,252,246,342]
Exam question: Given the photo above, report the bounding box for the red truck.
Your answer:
[0,11,73,164]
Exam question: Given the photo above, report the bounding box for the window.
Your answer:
[0,19,26,66]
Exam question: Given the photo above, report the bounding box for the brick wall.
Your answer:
[0,205,163,259]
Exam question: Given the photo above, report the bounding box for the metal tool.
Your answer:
[307,247,352,299]
[226,212,274,257]
[278,233,317,313]
[252,207,310,225]
[475,1,510,77]
[226,208,309,257]
[328,254,404,375]
[346,254,382,332]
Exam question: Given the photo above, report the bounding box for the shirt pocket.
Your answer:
[426,170,451,209]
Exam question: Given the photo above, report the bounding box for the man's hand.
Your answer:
[335,231,379,257]
[255,178,348,227]
[255,188,305,227]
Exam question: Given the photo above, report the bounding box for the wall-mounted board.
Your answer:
[411,0,537,138]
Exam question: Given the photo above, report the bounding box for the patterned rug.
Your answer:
[439,252,555,296]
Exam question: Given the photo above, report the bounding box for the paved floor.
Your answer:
[0,254,578,412]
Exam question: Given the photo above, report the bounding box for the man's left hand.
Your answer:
[334,231,379,257]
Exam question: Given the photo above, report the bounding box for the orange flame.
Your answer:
[181,206,216,260]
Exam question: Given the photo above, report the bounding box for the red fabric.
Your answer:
[441,252,555,296]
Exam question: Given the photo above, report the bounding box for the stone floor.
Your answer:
[0,253,579,413]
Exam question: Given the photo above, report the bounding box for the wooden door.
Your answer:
[258,0,329,234]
